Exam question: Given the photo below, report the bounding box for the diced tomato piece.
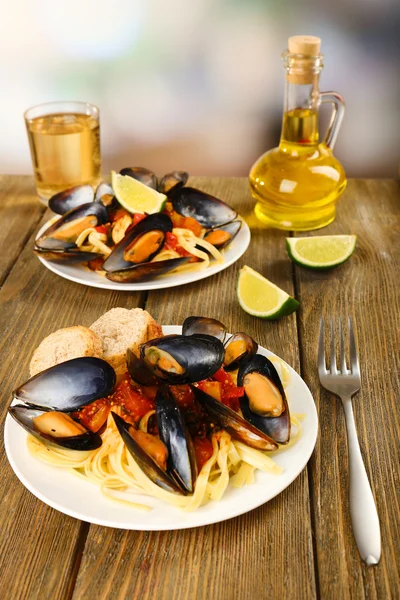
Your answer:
[94,224,109,234]
[164,231,178,250]
[73,398,110,432]
[211,368,244,411]
[111,377,155,422]
[169,385,195,409]
[133,213,147,226]
[88,257,105,271]
[193,437,214,471]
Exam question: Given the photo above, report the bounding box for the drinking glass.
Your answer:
[24,101,101,204]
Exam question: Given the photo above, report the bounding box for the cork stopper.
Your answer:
[285,36,322,84]
[288,35,321,56]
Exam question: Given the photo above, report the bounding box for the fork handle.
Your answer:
[341,396,381,565]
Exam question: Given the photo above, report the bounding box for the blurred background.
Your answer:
[1,0,399,178]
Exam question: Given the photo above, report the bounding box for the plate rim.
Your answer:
[34,216,251,291]
[4,326,318,530]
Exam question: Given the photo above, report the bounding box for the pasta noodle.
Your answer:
[26,411,303,512]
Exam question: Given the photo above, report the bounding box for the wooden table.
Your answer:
[0,176,398,600]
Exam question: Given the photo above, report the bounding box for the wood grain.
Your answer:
[72,178,316,600]
[294,180,400,599]
[0,183,146,599]
[0,176,45,287]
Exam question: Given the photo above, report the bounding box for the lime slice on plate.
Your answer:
[286,235,356,269]
[237,265,299,319]
[111,171,167,214]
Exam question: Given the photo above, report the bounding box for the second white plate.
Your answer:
[35,218,251,290]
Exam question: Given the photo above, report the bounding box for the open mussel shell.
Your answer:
[191,386,278,451]
[169,186,237,228]
[9,405,102,451]
[140,334,225,384]
[105,257,190,283]
[34,248,103,264]
[48,185,95,215]
[203,220,242,250]
[155,387,197,493]
[102,213,173,273]
[120,167,158,190]
[36,202,109,250]
[13,357,116,412]
[223,332,258,371]
[158,171,188,195]
[182,316,227,342]
[237,354,290,444]
[126,348,160,386]
[112,412,184,494]
[95,182,116,207]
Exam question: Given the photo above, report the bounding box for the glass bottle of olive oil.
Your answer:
[249,36,347,231]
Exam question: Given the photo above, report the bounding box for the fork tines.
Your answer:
[318,317,360,377]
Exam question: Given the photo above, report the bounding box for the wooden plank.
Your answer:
[0,175,46,287]
[0,195,146,599]
[294,180,400,598]
[74,178,316,600]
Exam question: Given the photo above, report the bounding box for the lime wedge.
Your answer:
[286,235,356,269]
[237,266,299,319]
[111,171,167,214]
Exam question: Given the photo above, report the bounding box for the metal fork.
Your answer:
[318,317,381,565]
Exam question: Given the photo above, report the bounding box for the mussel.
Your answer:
[140,334,225,384]
[169,186,237,228]
[126,348,160,386]
[191,386,278,451]
[120,167,158,190]
[102,213,173,273]
[158,171,188,195]
[48,185,95,215]
[112,412,184,494]
[94,182,115,206]
[155,386,197,493]
[182,316,227,342]
[34,248,104,265]
[13,357,116,412]
[223,333,258,371]
[203,220,242,250]
[237,355,290,444]
[105,257,190,283]
[36,202,109,251]
[9,405,102,451]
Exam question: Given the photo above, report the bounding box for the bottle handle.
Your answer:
[319,91,345,149]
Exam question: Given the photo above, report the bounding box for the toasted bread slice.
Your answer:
[29,326,103,377]
[90,308,162,375]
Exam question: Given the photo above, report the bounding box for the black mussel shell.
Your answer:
[13,357,116,412]
[126,349,160,386]
[120,167,158,190]
[237,354,290,444]
[140,334,225,384]
[9,405,102,451]
[36,202,109,250]
[112,412,184,494]
[48,185,95,215]
[169,186,237,228]
[155,387,197,493]
[158,171,189,195]
[182,316,227,342]
[224,332,258,371]
[105,257,190,283]
[95,182,113,202]
[34,248,103,264]
[34,238,76,251]
[102,213,173,272]
[203,220,242,250]
[191,386,278,451]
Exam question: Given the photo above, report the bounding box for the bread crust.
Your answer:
[29,326,103,377]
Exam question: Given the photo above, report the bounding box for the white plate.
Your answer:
[35,218,251,290]
[4,326,318,530]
